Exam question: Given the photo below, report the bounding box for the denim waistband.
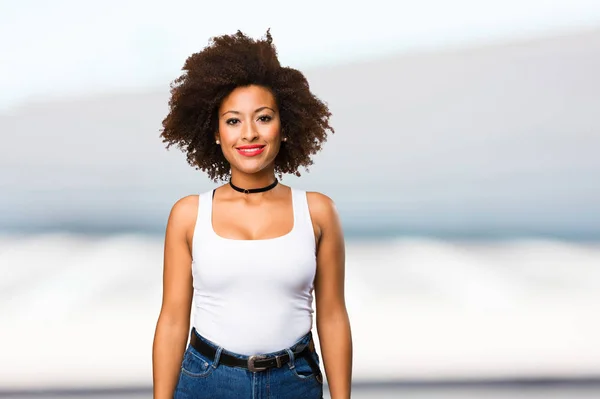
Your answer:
[190,327,313,360]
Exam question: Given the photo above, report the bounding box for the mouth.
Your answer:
[235,145,266,157]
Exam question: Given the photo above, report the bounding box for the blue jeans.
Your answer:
[174,327,324,399]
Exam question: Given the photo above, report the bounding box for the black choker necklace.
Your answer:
[229,179,278,194]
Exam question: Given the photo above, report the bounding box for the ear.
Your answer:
[214,131,220,142]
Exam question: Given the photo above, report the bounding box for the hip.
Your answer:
[174,327,324,399]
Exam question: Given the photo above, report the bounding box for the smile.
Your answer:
[236,146,266,157]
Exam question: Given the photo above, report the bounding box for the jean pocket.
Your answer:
[290,351,322,382]
[181,346,215,378]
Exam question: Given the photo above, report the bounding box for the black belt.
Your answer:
[189,330,317,374]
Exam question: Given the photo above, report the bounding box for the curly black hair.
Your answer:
[159,29,334,182]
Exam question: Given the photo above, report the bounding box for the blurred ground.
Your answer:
[2,381,600,399]
[2,236,600,390]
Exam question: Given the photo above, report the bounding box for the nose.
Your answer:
[241,120,259,141]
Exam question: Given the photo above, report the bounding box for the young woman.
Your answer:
[152,30,352,399]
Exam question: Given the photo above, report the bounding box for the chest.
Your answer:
[212,199,295,241]
[192,238,316,293]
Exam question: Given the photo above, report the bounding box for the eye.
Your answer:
[257,115,272,123]
[226,118,240,125]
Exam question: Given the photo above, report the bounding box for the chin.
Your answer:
[232,163,269,175]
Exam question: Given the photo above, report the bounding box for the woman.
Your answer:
[152,29,352,399]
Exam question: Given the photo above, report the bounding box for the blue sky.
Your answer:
[2,0,600,110]
[1,2,600,236]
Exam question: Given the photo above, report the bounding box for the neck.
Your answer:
[229,169,277,190]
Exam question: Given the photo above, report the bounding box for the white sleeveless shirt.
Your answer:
[191,187,317,355]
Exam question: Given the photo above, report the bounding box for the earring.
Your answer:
[282,137,287,142]
[216,140,220,144]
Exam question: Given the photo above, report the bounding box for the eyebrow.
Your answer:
[221,106,276,117]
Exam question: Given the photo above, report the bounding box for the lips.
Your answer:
[236,145,266,157]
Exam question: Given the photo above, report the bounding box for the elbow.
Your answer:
[316,304,350,327]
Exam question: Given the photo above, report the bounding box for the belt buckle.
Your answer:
[248,354,268,372]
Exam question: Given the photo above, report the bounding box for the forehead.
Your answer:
[219,85,277,111]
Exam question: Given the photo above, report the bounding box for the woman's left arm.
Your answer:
[309,192,353,399]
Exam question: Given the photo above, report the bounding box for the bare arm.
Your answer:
[309,192,353,399]
[152,195,197,398]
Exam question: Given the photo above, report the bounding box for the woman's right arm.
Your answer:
[152,195,197,398]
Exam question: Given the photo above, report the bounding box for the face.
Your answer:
[216,85,282,176]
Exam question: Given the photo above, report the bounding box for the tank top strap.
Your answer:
[194,189,215,238]
[291,188,316,249]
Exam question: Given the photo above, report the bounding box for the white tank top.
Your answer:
[191,187,317,355]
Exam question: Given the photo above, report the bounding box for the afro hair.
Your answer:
[160,29,334,182]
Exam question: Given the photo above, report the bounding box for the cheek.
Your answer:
[264,121,281,139]
[218,124,236,144]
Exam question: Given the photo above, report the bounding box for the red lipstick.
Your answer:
[236,145,266,157]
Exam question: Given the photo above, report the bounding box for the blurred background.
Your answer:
[1,1,600,398]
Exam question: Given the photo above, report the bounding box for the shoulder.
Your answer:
[306,191,337,213]
[167,195,199,231]
[305,191,341,232]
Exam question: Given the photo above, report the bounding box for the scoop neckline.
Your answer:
[209,187,296,242]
